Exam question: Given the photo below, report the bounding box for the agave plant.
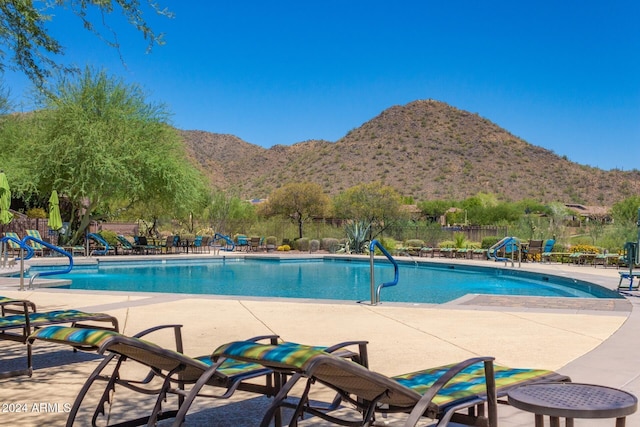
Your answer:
[345,220,371,254]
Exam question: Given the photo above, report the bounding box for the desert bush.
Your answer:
[309,239,320,252]
[98,229,119,246]
[321,237,339,250]
[404,239,424,248]
[481,236,501,249]
[277,245,291,251]
[295,238,310,251]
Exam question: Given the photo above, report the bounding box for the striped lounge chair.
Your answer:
[28,325,368,427]
[26,229,46,256]
[208,341,570,427]
[1,309,118,378]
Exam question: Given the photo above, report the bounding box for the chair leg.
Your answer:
[66,354,118,427]
[171,358,229,425]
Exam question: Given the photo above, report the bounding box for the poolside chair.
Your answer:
[25,229,48,256]
[2,231,22,255]
[0,296,37,315]
[28,325,368,427]
[209,340,570,427]
[1,309,118,378]
[250,236,262,252]
[115,234,135,255]
[525,239,544,261]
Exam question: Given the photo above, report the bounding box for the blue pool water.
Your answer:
[25,258,622,304]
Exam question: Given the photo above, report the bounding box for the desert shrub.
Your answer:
[98,229,119,246]
[321,237,339,251]
[453,232,466,248]
[404,239,424,248]
[466,241,481,249]
[27,208,47,218]
[376,237,397,255]
[481,236,501,249]
[277,245,291,251]
[439,240,455,248]
[266,236,277,245]
[309,239,320,252]
[295,238,310,251]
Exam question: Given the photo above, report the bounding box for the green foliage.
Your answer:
[264,182,330,239]
[295,237,310,251]
[98,229,118,246]
[453,232,466,248]
[377,237,397,255]
[439,240,455,248]
[204,190,256,235]
[481,236,501,249]
[611,196,640,227]
[265,236,277,245]
[309,239,320,252]
[0,1,171,88]
[417,200,451,221]
[345,220,370,254]
[20,67,208,244]
[26,208,47,219]
[321,237,340,251]
[404,239,424,248]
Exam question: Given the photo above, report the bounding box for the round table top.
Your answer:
[508,382,638,419]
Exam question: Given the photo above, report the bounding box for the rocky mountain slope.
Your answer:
[180,100,640,205]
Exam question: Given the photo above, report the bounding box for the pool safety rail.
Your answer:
[213,233,235,252]
[369,239,399,305]
[0,235,73,290]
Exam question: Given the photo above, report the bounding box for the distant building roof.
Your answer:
[564,204,610,218]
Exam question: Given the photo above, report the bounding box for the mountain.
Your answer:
[180,100,640,205]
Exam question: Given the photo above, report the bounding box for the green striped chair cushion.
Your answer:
[29,325,120,347]
[26,230,44,249]
[30,326,268,376]
[0,310,111,329]
[394,363,560,406]
[3,232,21,249]
[214,341,329,370]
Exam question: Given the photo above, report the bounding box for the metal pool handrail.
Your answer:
[369,239,399,305]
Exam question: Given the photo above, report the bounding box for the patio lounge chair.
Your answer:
[28,325,368,427]
[208,340,570,427]
[26,229,47,256]
[2,231,22,255]
[0,296,37,315]
[1,309,118,378]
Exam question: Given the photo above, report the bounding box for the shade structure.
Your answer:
[0,172,13,225]
[47,190,63,231]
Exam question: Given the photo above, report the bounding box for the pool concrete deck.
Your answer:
[1,253,639,426]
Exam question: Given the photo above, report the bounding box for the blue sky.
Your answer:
[4,1,639,170]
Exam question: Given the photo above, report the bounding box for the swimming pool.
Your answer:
[25,257,622,304]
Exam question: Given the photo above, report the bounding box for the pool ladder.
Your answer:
[369,239,399,305]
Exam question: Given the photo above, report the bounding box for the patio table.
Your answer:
[508,382,637,427]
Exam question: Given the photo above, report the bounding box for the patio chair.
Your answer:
[209,340,570,427]
[28,325,368,427]
[115,234,135,255]
[1,309,118,378]
[26,229,47,256]
[526,239,544,261]
[249,236,262,252]
[2,231,22,255]
[0,296,37,315]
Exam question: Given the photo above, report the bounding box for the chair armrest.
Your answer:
[404,356,496,427]
[0,300,37,315]
[131,324,184,352]
[324,340,369,368]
